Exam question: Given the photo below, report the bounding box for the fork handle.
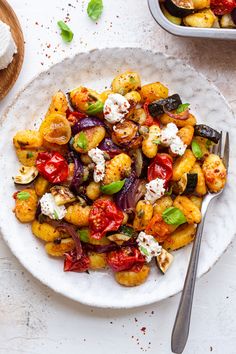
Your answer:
[171,198,212,354]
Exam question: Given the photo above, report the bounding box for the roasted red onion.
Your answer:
[72,117,105,135]
[67,151,84,193]
[114,171,146,212]
[49,220,83,260]
[163,107,190,120]
[98,138,123,157]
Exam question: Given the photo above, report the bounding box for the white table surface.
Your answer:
[0,1,236,353]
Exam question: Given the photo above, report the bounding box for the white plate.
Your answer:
[0,47,235,309]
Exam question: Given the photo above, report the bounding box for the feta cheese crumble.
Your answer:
[137,232,162,263]
[103,93,130,124]
[40,193,66,220]
[145,178,166,204]
[160,123,187,156]
[88,147,106,183]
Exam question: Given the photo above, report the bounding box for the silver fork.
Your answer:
[171,131,229,354]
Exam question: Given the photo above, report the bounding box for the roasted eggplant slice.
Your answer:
[148,94,182,117]
[173,173,198,195]
[156,248,174,273]
[165,0,194,17]
[194,125,221,144]
[50,186,76,206]
[14,166,38,185]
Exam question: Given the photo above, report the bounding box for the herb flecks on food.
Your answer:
[176,103,190,113]
[76,132,88,150]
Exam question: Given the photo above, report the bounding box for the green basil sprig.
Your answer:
[57,21,74,43]
[191,140,203,159]
[100,179,125,195]
[87,0,103,21]
[176,103,190,113]
[78,229,89,243]
[17,191,30,200]
[86,101,104,115]
[162,207,186,226]
[76,132,88,150]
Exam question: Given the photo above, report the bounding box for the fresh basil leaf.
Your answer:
[176,103,190,114]
[87,0,103,21]
[119,225,134,237]
[100,179,125,195]
[17,191,30,200]
[162,207,186,226]
[165,185,173,196]
[26,152,33,159]
[140,246,149,257]
[152,139,161,145]
[78,229,89,242]
[76,132,88,150]
[53,210,59,220]
[86,100,104,115]
[192,140,203,159]
[57,21,74,43]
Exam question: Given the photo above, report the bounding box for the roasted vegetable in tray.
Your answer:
[11,72,227,288]
[160,0,236,28]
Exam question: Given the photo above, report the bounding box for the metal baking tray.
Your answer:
[148,0,236,40]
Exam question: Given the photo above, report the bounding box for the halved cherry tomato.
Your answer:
[36,151,69,183]
[147,153,173,185]
[145,214,175,243]
[107,246,145,272]
[39,113,71,145]
[89,199,124,239]
[143,101,154,126]
[66,108,87,125]
[64,249,90,272]
[211,0,236,15]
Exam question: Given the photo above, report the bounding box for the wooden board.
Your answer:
[0,0,24,100]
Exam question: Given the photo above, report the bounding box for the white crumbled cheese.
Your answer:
[137,232,162,263]
[160,123,187,156]
[40,193,66,220]
[88,147,106,183]
[145,178,166,204]
[0,20,17,70]
[103,93,130,124]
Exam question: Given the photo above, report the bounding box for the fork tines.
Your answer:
[211,131,229,170]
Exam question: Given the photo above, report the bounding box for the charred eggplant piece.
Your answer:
[165,0,194,17]
[14,166,38,185]
[173,173,198,195]
[50,186,76,206]
[194,125,221,144]
[156,248,174,274]
[148,94,182,117]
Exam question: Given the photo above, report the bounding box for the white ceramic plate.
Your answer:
[0,48,235,309]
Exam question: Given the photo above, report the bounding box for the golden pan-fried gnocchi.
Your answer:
[11,71,227,287]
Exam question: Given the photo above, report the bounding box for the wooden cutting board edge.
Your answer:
[0,0,24,101]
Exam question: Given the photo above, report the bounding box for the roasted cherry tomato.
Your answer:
[89,199,124,239]
[147,153,173,184]
[211,0,236,14]
[64,250,90,272]
[36,151,69,183]
[107,246,145,272]
[145,214,174,243]
[39,113,72,145]
[143,101,154,126]
[66,108,87,125]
